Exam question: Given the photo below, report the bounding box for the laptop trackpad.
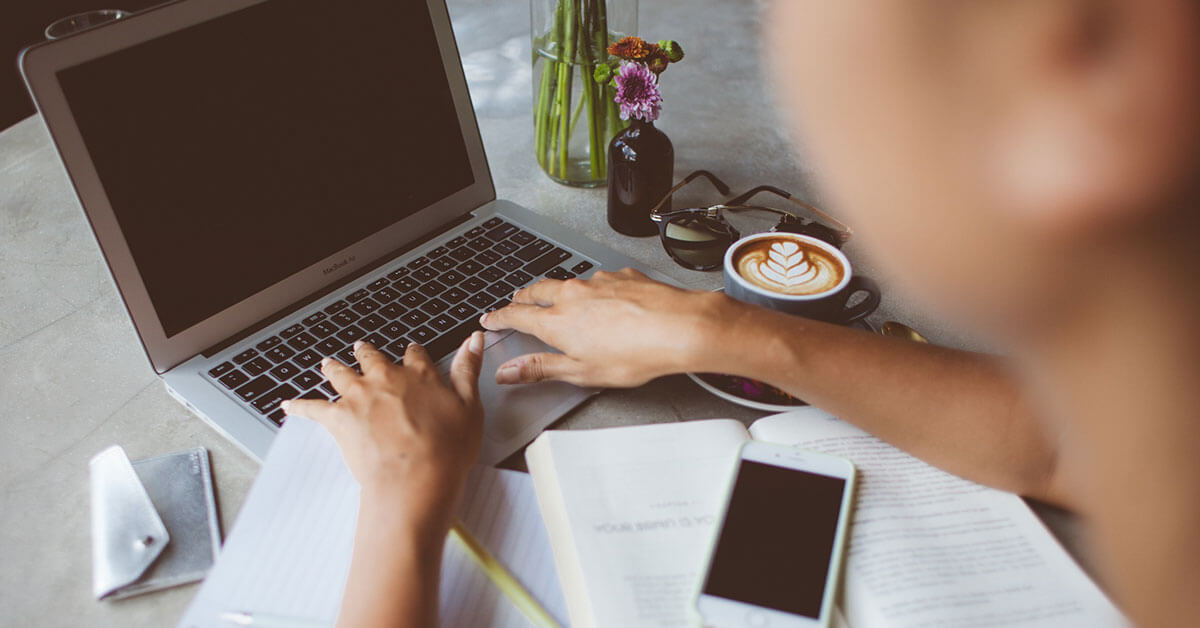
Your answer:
[438,330,589,445]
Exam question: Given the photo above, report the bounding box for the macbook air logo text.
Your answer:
[322,256,355,275]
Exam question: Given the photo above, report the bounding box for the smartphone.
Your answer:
[696,441,856,628]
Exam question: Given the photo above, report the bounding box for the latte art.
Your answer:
[734,237,845,296]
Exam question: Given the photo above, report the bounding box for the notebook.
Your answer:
[177,417,568,627]
[525,408,1127,628]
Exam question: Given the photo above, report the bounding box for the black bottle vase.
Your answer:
[607,119,674,237]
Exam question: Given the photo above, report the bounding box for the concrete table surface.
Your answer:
[0,0,1097,625]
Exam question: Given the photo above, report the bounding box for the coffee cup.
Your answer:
[722,232,880,323]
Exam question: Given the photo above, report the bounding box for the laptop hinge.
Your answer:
[199,212,475,358]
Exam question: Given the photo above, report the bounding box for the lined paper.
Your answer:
[178,417,567,627]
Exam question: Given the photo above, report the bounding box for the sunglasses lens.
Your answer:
[663,215,734,268]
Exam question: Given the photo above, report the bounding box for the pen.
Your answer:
[449,520,563,628]
[219,610,329,628]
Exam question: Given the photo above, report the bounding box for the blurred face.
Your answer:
[765,3,1081,335]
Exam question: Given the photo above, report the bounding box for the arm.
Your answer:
[284,332,486,628]
[481,270,1071,507]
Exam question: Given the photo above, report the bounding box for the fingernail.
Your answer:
[354,340,364,351]
[496,363,520,385]
[479,312,489,326]
[321,357,332,367]
[281,400,291,412]
[511,288,521,300]
[468,331,484,355]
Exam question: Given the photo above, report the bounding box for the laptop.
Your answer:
[20,0,667,465]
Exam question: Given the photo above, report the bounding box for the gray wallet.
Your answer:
[89,445,221,600]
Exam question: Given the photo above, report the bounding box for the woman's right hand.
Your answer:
[479,268,736,387]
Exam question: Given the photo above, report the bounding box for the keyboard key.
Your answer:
[287,331,317,350]
[429,314,457,332]
[315,338,342,356]
[208,361,235,378]
[381,321,409,339]
[393,276,420,292]
[244,356,272,376]
[484,222,519,241]
[386,267,409,281]
[507,270,534,287]
[480,267,505,282]
[492,240,519,255]
[280,324,305,338]
[293,369,322,390]
[482,217,505,228]
[486,298,512,313]
[358,313,387,331]
[268,409,287,426]
[331,309,360,326]
[233,348,258,364]
[400,292,427,308]
[321,380,339,396]
[431,257,455,272]
[352,297,381,315]
[461,277,487,293]
[449,304,476,320]
[382,340,408,361]
[294,349,321,369]
[425,318,485,361]
[401,310,430,326]
[413,267,438,282]
[571,260,594,274]
[525,247,572,275]
[218,369,249,389]
[457,260,484,275]
[408,326,436,344]
[407,256,429,269]
[420,298,450,315]
[465,226,486,238]
[418,281,447,298]
[429,246,449,258]
[439,270,466,285]
[300,388,328,401]
[310,320,338,338]
[251,383,298,415]
[474,250,501,265]
[367,278,390,291]
[335,346,357,366]
[302,311,328,326]
[336,325,366,344]
[265,345,296,363]
[269,362,300,381]
[443,287,469,304]
[467,237,492,252]
[380,302,406,320]
[347,289,370,303]
[446,236,467,248]
[546,267,577,280]
[486,281,515,298]
[510,230,536,245]
[324,299,349,314]
[449,247,475,262]
[467,293,496,309]
[363,333,389,350]
[256,336,282,351]
[374,286,400,303]
[234,375,275,402]
[495,256,523,272]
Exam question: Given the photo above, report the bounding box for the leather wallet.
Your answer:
[89,445,221,600]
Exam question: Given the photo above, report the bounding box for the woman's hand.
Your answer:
[283,333,485,530]
[479,268,734,387]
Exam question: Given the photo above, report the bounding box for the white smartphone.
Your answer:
[696,441,857,628]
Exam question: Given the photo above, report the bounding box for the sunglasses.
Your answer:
[649,170,852,271]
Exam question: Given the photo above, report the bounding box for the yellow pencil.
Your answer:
[449,521,563,628]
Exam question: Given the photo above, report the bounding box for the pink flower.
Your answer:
[613,62,663,122]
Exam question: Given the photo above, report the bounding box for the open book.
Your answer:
[525,408,1127,628]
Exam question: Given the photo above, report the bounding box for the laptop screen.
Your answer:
[55,0,474,338]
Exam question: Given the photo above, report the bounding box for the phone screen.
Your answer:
[701,459,847,618]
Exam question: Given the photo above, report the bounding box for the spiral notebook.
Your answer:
[177,417,568,627]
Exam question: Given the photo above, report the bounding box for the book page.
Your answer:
[178,416,567,628]
[526,419,751,628]
[749,408,1127,628]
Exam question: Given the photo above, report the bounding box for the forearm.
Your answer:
[336,487,452,628]
[691,297,1069,506]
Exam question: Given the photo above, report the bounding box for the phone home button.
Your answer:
[746,610,769,627]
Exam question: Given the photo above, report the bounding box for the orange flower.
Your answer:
[608,36,651,60]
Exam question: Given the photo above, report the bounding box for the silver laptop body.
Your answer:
[20,0,667,464]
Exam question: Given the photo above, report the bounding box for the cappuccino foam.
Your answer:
[733,236,845,296]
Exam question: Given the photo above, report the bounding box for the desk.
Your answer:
[0,0,1096,625]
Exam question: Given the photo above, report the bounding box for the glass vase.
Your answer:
[531,0,637,187]
[607,118,674,236]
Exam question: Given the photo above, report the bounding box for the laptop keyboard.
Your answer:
[202,217,596,426]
